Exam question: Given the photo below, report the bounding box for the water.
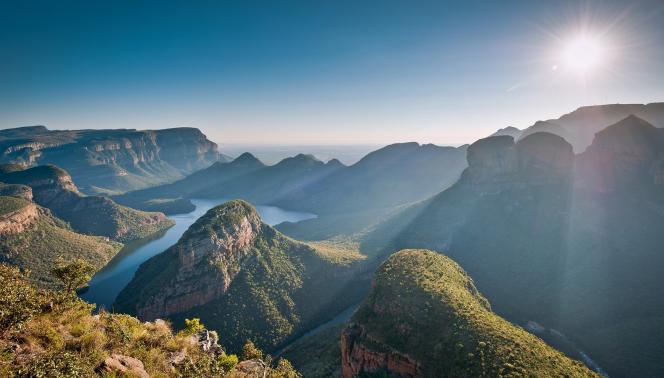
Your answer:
[80,199,316,310]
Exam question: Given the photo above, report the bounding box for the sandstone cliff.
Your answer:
[0,126,224,194]
[0,165,173,242]
[115,200,365,351]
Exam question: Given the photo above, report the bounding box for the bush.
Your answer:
[241,340,264,360]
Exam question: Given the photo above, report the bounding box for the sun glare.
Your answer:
[559,35,607,75]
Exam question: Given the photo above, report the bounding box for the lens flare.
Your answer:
[560,35,607,75]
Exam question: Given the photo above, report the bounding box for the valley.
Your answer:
[81,198,316,310]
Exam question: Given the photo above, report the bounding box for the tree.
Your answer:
[273,358,300,378]
[241,340,263,360]
[183,318,205,335]
[51,259,95,293]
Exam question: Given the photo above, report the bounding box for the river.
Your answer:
[80,198,316,310]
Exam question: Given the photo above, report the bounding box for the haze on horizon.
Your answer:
[1,0,663,146]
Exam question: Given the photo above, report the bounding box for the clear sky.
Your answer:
[1,0,663,145]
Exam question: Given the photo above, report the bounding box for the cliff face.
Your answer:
[135,201,263,319]
[363,116,664,378]
[0,198,38,235]
[341,250,597,378]
[115,200,365,351]
[0,126,223,194]
[462,132,573,194]
[0,165,173,242]
[341,324,421,378]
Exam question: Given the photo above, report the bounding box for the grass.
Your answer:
[0,264,299,377]
[0,195,29,216]
[0,204,122,288]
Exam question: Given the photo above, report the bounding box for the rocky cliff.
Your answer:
[0,165,173,242]
[0,196,122,288]
[115,200,366,352]
[341,250,597,377]
[0,126,224,194]
[361,116,664,377]
[0,196,38,235]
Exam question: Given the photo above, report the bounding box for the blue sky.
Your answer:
[1,0,663,145]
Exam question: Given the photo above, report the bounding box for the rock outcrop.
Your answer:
[0,165,173,242]
[135,201,262,319]
[0,199,38,235]
[341,324,420,378]
[115,200,365,351]
[462,132,573,193]
[341,250,597,377]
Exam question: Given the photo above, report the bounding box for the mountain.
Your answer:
[362,116,664,377]
[0,195,122,287]
[0,126,225,194]
[114,200,366,352]
[0,263,299,377]
[0,165,174,242]
[341,249,597,377]
[118,142,468,238]
[519,102,664,151]
[489,125,521,138]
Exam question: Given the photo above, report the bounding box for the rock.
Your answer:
[234,359,267,375]
[97,354,149,378]
[135,200,262,319]
[0,202,38,235]
[196,329,224,356]
[341,324,420,378]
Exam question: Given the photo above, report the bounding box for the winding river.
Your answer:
[80,199,316,310]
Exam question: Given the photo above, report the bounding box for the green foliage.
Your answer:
[241,340,264,360]
[51,258,96,293]
[0,265,43,331]
[183,318,205,336]
[0,195,29,216]
[0,205,122,288]
[273,358,300,378]
[116,200,366,353]
[218,353,239,371]
[350,249,597,377]
[0,265,300,377]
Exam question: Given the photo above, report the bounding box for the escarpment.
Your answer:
[462,132,573,192]
[0,126,224,194]
[0,165,173,242]
[135,201,263,319]
[341,250,597,377]
[115,200,365,351]
[0,197,38,235]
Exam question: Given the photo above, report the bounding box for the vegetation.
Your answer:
[349,249,597,377]
[0,164,175,242]
[0,263,299,377]
[0,195,28,216]
[280,325,343,378]
[115,200,367,353]
[51,259,96,293]
[0,199,122,288]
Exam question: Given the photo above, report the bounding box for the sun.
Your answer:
[559,35,607,75]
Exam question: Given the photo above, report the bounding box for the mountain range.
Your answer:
[495,102,664,152]
[362,114,664,377]
[0,126,225,194]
